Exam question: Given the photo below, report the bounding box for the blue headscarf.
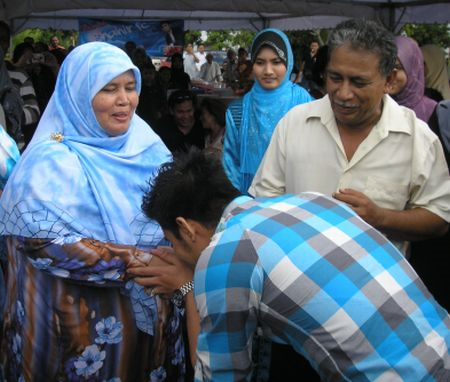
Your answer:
[0,42,171,246]
[239,28,313,191]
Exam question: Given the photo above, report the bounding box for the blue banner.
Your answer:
[78,18,184,57]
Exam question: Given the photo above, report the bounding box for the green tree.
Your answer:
[184,30,202,46]
[402,23,450,47]
[12,28,77,50]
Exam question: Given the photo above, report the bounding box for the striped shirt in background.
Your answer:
[194,193,450,381]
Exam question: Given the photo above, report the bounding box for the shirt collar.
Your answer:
[216,195,253,234]
[306,94,412,136]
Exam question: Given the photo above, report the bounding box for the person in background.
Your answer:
[303,38,321,80]
[7,42,41,147]
[0,22,23,146]
[222,48,238,88]
[421,44,450,101]
[195,43,207,71]
[0,42,186,381]
[250,19,450,259]
[308,44,329,99]
[223,28,313,194]
[154,89,204,153]
[387,34,450,319]
[198,53,222,83]
[389,36,437,123]
[235,47,253,93]
[136,62,167,127]
[199,98,226,154]
[48,35,66,65]
[169,52,191,90]
[136,149,450,382]
[183,42,199,80]
[124,40,137,58]
[131,46,152,70]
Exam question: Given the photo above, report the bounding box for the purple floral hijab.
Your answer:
[394,36,436,122]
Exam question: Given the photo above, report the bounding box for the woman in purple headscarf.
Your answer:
[389,36,437,123]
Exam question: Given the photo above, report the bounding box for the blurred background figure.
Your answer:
[222,48,238,88]
[183,42,199,80]
[169,52,191,90]
[235,47,253,94]
[199,53,222,83]
[48,35,67,65]
[195,43,207,70]
[154,89,204,153]
[421,44,450,101]
[199,98,226,154]
[136,62,167,127]
[389,36,437,124]
[124,40,137,58]
[131,46,152,70]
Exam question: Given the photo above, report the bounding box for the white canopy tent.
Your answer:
[2,0,450,33]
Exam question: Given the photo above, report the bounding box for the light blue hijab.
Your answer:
[239,28,313,192]
[0,42,171,246]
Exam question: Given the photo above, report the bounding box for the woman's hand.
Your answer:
[127,246,194,296]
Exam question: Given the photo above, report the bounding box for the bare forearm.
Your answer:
[377,207,448,241]
[185,291,200,366]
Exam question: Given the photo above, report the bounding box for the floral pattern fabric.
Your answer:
[1,237,186,381]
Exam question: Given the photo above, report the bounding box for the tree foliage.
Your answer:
[12,28,77,50]
[184,30,202,45]
[401,23,450,47]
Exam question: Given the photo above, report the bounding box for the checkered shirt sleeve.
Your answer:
[194,193,450,381]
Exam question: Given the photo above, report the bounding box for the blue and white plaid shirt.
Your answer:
[194,193,450,381]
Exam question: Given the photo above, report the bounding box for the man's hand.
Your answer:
[127,246,194,296]
[333,188,385,228]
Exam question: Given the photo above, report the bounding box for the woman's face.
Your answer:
[92,70,139,136]
[389,58,408,96]
[253,46,287,90]
[200,108,219,133]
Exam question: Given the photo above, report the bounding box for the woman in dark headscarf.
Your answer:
[389,36,437,123]
[223,28,313,194]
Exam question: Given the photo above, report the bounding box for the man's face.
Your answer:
[163,224,213,266]
[326,43,392,131]
[198,45,205,54]
[161,23,171,33]
[310,42,320,56]
[50,36,59,47]
[173,100,195,131]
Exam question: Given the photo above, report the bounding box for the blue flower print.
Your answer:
[95,316,123,344]
[16,300,25,325]
[64,357,87,382]
[149,366,167,382]
[12,333,22,362]
[74,344,106,378]
[29,257,52,270]
[171,335,184,366]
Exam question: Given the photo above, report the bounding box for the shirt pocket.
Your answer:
[363,176,410,210]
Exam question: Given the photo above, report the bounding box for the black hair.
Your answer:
[328,18,397,77]
[142,149,240,238]
[200,98,226,128]
[12,42,34,63]
[168,89,196,109]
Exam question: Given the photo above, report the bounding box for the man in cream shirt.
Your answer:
[249,19,450,255]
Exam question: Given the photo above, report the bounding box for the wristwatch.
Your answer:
[171,280,194,308]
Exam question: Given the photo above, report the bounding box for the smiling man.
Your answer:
[249,18,450,256]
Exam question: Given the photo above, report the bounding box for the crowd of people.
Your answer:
[0,16,450,382]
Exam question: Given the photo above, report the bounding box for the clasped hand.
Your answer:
[127,246,194,297]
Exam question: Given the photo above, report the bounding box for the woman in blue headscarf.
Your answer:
[0,42,186,381]
[223,28,313,194]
